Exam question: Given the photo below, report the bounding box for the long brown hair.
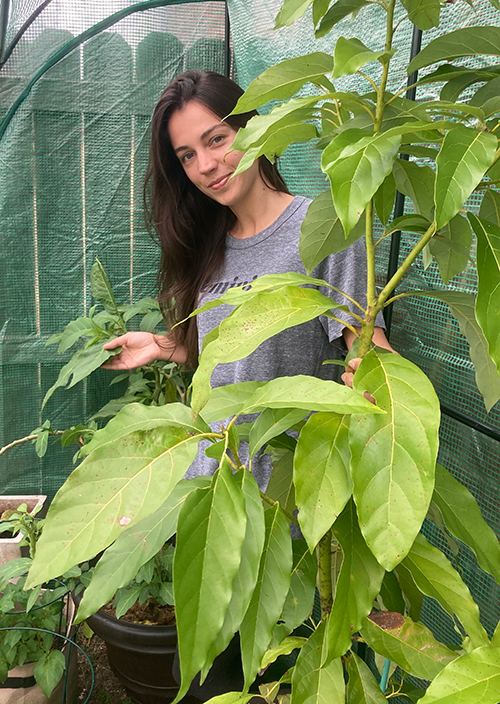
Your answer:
[144,70,290,368]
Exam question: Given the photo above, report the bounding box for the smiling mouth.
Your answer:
[209,174,231,190]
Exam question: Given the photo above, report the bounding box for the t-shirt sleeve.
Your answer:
[313,236,385,343]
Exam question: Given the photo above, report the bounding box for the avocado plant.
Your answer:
[25,0,500,702]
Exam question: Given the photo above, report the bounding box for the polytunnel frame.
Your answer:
[0,0,498,446]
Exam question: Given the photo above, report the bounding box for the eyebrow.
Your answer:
[173,123,227,154]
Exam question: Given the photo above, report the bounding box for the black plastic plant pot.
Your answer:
[73,593,197,704]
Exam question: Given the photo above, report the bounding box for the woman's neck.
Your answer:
[229,186,295,239]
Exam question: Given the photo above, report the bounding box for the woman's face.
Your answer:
[168,100,263,209]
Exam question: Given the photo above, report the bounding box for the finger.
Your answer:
[364,390,376,404]
[103,334,129,349]
[341,371,354,388]
[346,357,362,372]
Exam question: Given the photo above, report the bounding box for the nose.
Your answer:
[197,149,217,175]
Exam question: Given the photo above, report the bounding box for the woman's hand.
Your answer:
[341,357,376,404]
[101,332,187,370]
[341,326,398,403]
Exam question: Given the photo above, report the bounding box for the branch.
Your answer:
[376,221,437,311]
[0,431,64,457]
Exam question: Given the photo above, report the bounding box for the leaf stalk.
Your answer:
[317,530,333,618]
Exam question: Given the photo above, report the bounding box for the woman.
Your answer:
[103,70,394,488]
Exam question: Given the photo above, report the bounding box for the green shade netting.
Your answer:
[0,0,498,659]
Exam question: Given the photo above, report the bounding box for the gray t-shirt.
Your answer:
[185,196,381,488]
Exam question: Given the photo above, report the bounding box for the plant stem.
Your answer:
[376,221,437,312]
[152,364,162,404]
[259,491,299,526]
[359,0,395,358]
[374,0,396,133]
[318,531,333,618]
[0,431,64,457]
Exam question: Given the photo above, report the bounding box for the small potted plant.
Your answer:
[0,496,46,566]
[75,542,185,703]
[0,505,81,703]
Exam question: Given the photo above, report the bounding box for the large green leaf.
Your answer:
[401,0,441,29]
[48,316,99,353]
[374,171,396,226]
[418,645,500,704]
[316,0,370,37]
[299,190,365,273]
[81,402,209,456]
[249,407,307,458]
[27,426,201,587]
[432,464,500,584]
[33,650,66,698]
[291,621,345,704]
[260,636,308,669]
[188,274,328,327]
[42,344,121,408]
[380,570,406,614]
[325,499,385,662]
[75,477,210,622]
[332,37,385,79]
[90,258,121,316]
[234,53,333,111]
[201,469,265,681]
[392,159,435,220]
[414,291,500,412]
[479,190,500,228]
[174,456,247,700]
[429,214,472,285]
[435,127,497,229]
[313,0,332,25]
[360,613,457,680]
[274,0,314,27]
[470,76,500,112]
[281,539,317,633]
[407,27,500,75]
[232,123,318,178]
[0,558,32,590]
[242,375,385,415]
[416,64,500,88]
[394,563,423,621]
[492,622,500,648]
[386,214,432,236]
[265,449,296,517]
[349,350,439,570]
[202,696,254,704]
[346,651,387,704]
[423,100,486,122]
[468,213,500,371]
[322,129,402,235]
[191,286,344,412]
[294,412,352,550]
[231,97,318,152]
[441,70,500,103]
[239,504,293,690]
[200,382,266,423]
[402,533,489,648]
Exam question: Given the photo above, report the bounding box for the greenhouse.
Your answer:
[0,0,499,702]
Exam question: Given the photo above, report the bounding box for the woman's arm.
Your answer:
[102,332,188,370]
